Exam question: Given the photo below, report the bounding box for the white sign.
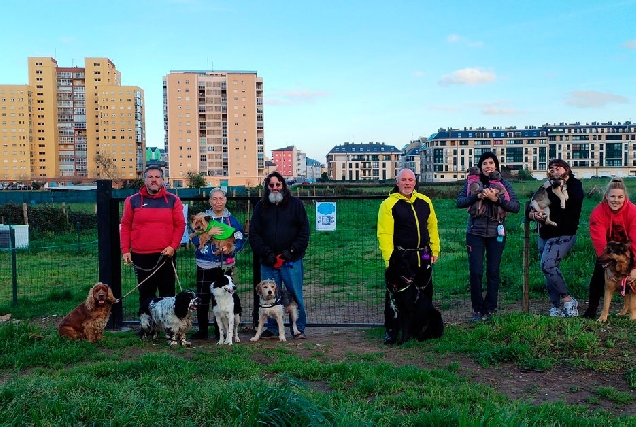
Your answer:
[316,202,336,231]
[180,203,190,244]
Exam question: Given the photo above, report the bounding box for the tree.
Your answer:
[123,178,145,189]
[186,171,206,188]
[94,152,119,180]
[516,168,535,181]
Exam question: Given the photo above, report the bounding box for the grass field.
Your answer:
[2,177,636,425]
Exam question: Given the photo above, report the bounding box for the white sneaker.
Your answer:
[549,307,564,317]
[563,298,579,317]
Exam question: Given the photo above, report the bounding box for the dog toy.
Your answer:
[273,254,294,269]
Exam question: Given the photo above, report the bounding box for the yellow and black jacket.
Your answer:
[377,188,440,267]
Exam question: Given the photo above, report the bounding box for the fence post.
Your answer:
[10,225,17,307]
[97,180,122,328]
[523,201,530,313]
[250,196,261,327]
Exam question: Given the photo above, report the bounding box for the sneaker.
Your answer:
[563,298,579,317]
[471,312,482,322]
[549,307,564,317]
[260,330,276,338]
[482,312,494,321]
[293,332,306,339]
[384,331,396,345]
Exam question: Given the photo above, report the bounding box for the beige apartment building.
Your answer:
[0,57,145,182]
[423,121,636,182]
[327,142,402,181]
[163,70,264,188]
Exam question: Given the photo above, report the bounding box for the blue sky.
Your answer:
[2,0,635,162]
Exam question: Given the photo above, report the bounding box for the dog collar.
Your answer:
[259,296,282,308]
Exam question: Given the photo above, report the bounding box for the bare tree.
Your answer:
[94,152,119,180]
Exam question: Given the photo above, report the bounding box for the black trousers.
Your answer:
[133,252,177,310]
[586,259,605,311]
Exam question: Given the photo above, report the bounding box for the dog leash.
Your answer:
[120,256,182,301]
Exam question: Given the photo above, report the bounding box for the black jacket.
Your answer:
[249,194,310,263]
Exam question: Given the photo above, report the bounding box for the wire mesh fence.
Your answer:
[1,195,598,326]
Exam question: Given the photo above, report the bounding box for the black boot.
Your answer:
[582,306,597,319]
[384,330,396,345]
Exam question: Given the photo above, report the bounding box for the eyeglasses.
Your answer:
[268,182,282,188]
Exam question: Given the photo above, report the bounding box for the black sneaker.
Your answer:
[471,312,482,322]
[260,330,276,338]
[190,330,208,340]
[293,332,307,339]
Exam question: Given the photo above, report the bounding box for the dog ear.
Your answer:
[85,285,97,311]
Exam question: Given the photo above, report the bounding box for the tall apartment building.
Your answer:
[423,121,636,182]
[327,142,402,181]
[0,57,145,182]
[163,70,264,188]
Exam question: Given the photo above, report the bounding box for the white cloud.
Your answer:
[412,71,425,78]
[622,40,636,49]
[265,89,329,106]
[429,105,459,112]
[481,106,520,115]
[447,34,461,43]
[564,90,628,108]
[446,33,483,47]
[438,68,496,86]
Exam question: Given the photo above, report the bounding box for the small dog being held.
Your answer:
[466,166,483,217]
[251,279,300,342]
[598,240,636,322]
[530,172,568,227]
[385,250,444,344]
[139,290,201,347]
[58,283,119,342]
[189,212,236,254]
[209,267,242,345]
[486,171,508,222]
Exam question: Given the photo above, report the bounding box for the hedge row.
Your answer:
[0,202,97,234]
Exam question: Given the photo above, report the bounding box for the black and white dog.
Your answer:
[385,250,444,344]
[209,268,242,345]
[138,290,201,347]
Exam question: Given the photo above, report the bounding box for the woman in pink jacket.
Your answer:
[582,178,636,318]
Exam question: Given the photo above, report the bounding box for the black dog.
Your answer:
[385,250,444,344]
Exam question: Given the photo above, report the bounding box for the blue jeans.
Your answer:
[466,233,505,314]
[260,260,306,334]
[538,235,576,308]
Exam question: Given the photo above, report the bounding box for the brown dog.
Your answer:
[250,279,299,342]
[58,283,119,342]
[189,212,236,254]
[598,241,636,322]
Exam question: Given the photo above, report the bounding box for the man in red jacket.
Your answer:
[120,166,186,312]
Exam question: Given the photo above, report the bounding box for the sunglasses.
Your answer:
[268,182,282,188]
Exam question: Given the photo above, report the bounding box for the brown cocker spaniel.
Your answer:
[58,283,118,342]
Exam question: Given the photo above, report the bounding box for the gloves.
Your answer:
[280,249,293,261]
[263,251,277,267]
[273,255,285,269]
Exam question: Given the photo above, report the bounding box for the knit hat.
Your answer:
[477,152,500,171]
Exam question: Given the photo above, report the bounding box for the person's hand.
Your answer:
[122,253,132,265]
[264,251,277,267]
[207,226,223,236]
[431,255,438,264]
[532,210,546,222]
[280,249,293,261]
[161,246,175,257]
[629,269,636,283]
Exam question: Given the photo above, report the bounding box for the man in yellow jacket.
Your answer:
[377,168,440,344]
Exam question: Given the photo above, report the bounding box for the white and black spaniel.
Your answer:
[209,268,241,345]
[139,290,201,347]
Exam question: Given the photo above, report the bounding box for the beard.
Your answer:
[268,192,284,204]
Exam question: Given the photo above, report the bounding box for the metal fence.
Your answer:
[1,181,598,327]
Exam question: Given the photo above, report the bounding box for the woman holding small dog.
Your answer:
[582,178,636,319]
[456,152,520,322]
[190,188,245,340]
[527,159,584,317]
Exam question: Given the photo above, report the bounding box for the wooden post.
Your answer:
[523,201,530,313]
[22,203,28,225]
[62,202,66,216]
